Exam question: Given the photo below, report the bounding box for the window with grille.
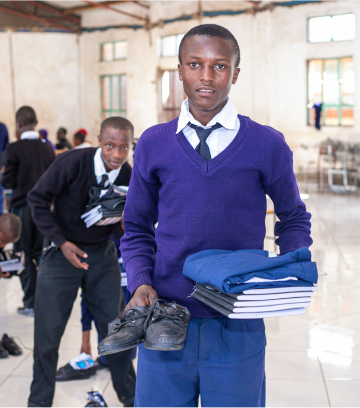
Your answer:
[307,57,354,126]
[308,14,355,43]
[160,70,186,123]
[100,41,128,61]
[160,34,184,57]
[100,74,126,120]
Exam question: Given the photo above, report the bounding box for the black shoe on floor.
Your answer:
[17,307,35,317]
[0,342,9,359]
[56,363,95,382]
[98,306,148,356]
[144,300,190,351]
[2,334,22,356]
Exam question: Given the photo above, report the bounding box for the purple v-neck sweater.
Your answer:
[121,115,312,318]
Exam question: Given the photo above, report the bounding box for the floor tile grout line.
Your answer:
[0,350,32,387]
[317,354,331,407]
[0,288,23,308]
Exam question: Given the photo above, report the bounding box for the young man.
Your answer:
[2,107,55,316]
[120,24,312,407]
[27,117,136,407]
[55,127,71,150]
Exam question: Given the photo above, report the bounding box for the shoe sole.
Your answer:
[144,341,184,351]
[98,338,144,356]
[56,375,91,382]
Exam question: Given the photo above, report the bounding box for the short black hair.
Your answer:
[100,117,134,139]
[74,131,85,144]
[0,213,22,242]
[179,24,240,68]
[15,106,37,126]
[58,127,67,135]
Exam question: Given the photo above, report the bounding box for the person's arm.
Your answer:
[120,160,159,308]
[28,155,89,269]
[2,147,18,189]
[263,160,312,255]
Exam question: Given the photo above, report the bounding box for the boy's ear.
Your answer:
[97,135,101,146]
[178,64,183,81]
[232,68,240,85]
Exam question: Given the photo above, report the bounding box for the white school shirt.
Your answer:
[176,98,240,159]
[20,131,40,140]
[94,147,121,187]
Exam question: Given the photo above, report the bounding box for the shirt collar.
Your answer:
[176,98,238,134]
[94,148,121,185]
[20,131,40,140]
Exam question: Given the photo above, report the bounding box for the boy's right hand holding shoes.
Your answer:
[125,284,158,310]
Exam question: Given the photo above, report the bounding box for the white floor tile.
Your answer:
[326,380,360,407]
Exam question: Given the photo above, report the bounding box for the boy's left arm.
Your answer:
[263,160,312,255]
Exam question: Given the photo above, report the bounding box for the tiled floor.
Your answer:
[1,192,360,406]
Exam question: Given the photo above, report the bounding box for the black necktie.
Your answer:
[98,174,110,188]
[188,122,222,161]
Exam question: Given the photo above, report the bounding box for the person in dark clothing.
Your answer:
[55,127,71,150]
[2,107,55,316]
[0,123,9,214]
[27,116,135,407]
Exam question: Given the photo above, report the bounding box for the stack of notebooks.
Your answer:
[191,283,317,319]
[82,185,128,228]
[0,250,24,273]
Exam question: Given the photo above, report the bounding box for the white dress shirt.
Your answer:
[176,98,240,159]
[20,131,40,140]
[94,147,121,186]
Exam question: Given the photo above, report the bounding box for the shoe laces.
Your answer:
[109,308,149,335]
[146,300,187,328]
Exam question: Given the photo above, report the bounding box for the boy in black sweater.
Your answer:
[27,117,135,407]
[2,106,55,316]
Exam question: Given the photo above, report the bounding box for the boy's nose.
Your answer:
[200,65,214,82]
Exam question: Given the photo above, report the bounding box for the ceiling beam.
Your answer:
[0,4,79,32]
[64,1,149,14]
[80,0,148,22]
[27,1,81,23]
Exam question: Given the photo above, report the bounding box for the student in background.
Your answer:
[56,127,71,150]
[2,107,55,317]
[39,129,56,150]
[73,131,92,149]
[0,123,9,214]
[27,116,135,407]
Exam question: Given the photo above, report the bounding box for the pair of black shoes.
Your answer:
[0,334,23,358]
[98,300,190,356]
[56,358,107,382]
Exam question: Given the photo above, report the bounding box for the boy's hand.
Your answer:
[125,284,158,310]
[120,210,124,230]
[0,266,10,279]
[60,241,89,270]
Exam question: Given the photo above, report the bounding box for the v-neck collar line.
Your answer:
[175,114,248,174]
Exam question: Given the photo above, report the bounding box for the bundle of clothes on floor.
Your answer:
[183,247,318,318]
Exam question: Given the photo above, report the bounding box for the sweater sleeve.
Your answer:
[263,159,312,255]
[2,146,18,190]
[27,155,73,248]
[120,161,159,295]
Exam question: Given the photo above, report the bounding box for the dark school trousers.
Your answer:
[11,204,43,309]
[135,317,266,407]
[28,240,136,407]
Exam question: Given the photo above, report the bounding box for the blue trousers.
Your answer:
[135,317,266,407]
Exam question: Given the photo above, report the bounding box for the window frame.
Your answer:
[99,40,127,62]
[307,13,355,43]
[160,33,185,58]
[100,74,126,120]
[307,56,354,127]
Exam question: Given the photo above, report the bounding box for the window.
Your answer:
[100,41,127,61]
[100,75,126,120]
[308,14,355,42]
[160,70,186,122]
[160,34,184,57]
[307,57,354,126]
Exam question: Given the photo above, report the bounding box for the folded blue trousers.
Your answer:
[183,247,317,293]
[135,317,266,407]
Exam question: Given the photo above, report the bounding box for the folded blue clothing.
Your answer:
[183,247,318,294]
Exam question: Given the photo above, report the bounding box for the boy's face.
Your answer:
[178,35,240,121]
[98,127,132,172]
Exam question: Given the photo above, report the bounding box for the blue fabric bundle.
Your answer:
[183,247,317,293]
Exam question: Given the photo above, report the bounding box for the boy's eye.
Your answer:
[106,144,112,148]
[189,62,199,68]
[122,146,129,150]
[216,64,226,70]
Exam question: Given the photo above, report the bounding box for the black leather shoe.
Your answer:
[56,363,95,382]
[0,342,8,359]
[1,334,22,356]
[145,300,190,351]
[98,306,148,356]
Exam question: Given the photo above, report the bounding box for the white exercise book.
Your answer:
[227,308,306,319]
[232,302,311,313]
[232,296,312,307]
[243,286,317,295]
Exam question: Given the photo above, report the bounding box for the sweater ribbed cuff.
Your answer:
[128,273,153,296]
